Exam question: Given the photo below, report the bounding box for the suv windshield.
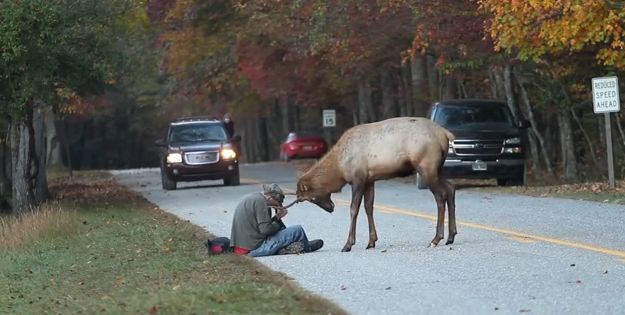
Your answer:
[433,104,514,129]
[168,123,227,143]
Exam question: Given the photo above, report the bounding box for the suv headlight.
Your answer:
[221,148,237,160]
[166,153,183,163]
[504,137,521,145]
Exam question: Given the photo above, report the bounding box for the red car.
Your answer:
[280,132,328,161]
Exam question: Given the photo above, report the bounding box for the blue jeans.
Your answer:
[249,225,310,257]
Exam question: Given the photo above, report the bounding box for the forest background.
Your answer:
[2,0,625,213]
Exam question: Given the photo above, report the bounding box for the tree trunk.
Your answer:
[259,115,270,161]
[411,53,429,117]
[490,65,506,100]
[426,54,439,101]
[570,107,598,165]
[488,68,498,99]
[280,94,291,136]
[557,108,577,181]
[57,118,73,176]
[358,79,375,123]
[9,103,47,214]
[242,118,255,163]
[518,79,554,175]
[352,102,359,126]
[380,67,396,119]
[394,67,407,117]
[0,128,10,211]
[400,61,413,116]
[616,113,625,149]
[442,73,457,100]
[503,64,519,122]
[33,105,48,203]
[291,99,300,133]
[45,109,62,167]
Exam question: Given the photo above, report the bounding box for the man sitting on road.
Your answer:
[230,183,323,257]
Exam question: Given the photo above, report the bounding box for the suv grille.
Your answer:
[452,140,503,156]
[185,151,219,165]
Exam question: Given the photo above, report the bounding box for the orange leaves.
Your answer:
[481,0,625,68]
[54,88,113,118]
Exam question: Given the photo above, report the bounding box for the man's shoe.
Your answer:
[278,241,305,255]
[306,239,323,253]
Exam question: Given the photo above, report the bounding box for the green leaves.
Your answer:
[0,0,148,119]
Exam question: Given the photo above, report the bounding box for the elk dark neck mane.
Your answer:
[301,146,347,193]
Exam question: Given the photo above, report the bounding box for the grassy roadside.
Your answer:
[0,172,345,315]
[453,178,625,205]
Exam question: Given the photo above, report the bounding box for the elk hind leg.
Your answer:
[419,164,446,248]
[444,179,457,245]
[363,182,378,249]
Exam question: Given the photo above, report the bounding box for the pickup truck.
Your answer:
[418,99,529,189]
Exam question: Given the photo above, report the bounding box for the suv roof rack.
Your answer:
[172,116,222,123]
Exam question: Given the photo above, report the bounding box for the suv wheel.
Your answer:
[224,173,240,186]
[161,168,177,190]
[416,173,428,190]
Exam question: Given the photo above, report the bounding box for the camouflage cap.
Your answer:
[262,183,285,203]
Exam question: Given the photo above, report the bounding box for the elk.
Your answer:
[295,117,456,251]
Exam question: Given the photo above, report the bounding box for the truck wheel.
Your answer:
[224,173,240,186]
[161,168,177,190]
[498,178,524,187]
[416,173,428,190]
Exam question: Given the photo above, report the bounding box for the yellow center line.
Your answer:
[506,236,536,244]
[242,177,625,259]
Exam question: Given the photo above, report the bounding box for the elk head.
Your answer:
[296,180,335,213]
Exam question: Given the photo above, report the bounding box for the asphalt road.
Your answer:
[113,162,625,315]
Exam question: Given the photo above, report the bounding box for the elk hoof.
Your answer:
[366,243,376,249]
[445,239,455,245]
[427,242,438,248]
[341,246,352,252]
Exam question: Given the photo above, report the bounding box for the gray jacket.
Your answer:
[230,192,282,250]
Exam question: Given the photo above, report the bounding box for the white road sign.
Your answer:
[592,76,621,113]
[323,109,336,127]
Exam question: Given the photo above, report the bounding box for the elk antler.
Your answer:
[268,199,299,210]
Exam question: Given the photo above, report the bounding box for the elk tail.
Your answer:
[443,128,455,142]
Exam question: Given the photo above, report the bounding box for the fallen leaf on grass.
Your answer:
[148,306,158,314]
[115,276,125,286]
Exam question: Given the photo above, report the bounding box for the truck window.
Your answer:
[433,104,514,129]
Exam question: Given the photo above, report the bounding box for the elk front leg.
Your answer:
[363,182,378,249]
[342,183,364,252]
